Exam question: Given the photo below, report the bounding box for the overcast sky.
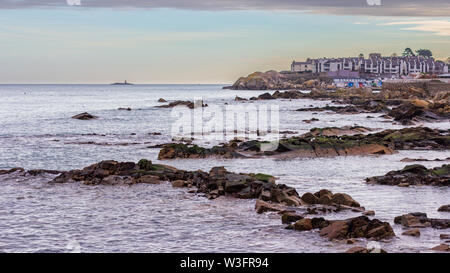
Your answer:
[0,0,449,83]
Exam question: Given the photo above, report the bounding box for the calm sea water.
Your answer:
[0,84,449,253]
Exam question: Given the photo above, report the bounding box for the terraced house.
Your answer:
[291,53,449,77]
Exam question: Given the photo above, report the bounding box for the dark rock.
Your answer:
[367,164,449,187]
[394,213,450,229]
[301,192,319,204]
[438,205,450,212]
[281,212,303,224]
[158,127,449,161]
[71,112,98,120]
[156,100,206,109]
[320,216,395,241]
[255,200,284,214]
[293,218,313,231]
[431,244,450,252]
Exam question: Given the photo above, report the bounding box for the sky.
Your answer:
[0,0,449,84]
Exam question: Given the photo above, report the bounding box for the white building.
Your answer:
[291,54,449,77]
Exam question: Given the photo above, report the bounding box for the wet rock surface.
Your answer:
[156,100,207,109]
[49,160,303,205]
[438,205,450,212]
[158,127,448,160]
[315,216,395,241]
[394,213,450,229]
[71,112,98,120]
[345,246,387,253]
[389,101,449,125]
[366,164,449,187]
[430,244,450,252]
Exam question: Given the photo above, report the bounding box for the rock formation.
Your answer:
[366,164,449,187]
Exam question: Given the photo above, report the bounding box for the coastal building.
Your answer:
[291,54,449,77]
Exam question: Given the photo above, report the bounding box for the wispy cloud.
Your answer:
[380,20,450,36]
[0,0,449,17]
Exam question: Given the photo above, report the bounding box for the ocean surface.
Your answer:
[0,84,449,253]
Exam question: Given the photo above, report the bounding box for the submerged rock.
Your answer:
[71,112,98,120]
[366,164,449,187]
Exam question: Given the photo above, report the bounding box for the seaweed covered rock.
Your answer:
[158,127,448,160]
[158,143,245,160]
[366,164,449,187]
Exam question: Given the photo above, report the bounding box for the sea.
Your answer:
[0,84,448,253]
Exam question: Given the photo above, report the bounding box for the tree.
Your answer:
[402,48,415,57]
[391,53,398,57]
[416,49,433,58]
[358,53,364,58]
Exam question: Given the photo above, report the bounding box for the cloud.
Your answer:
[0,0,449,17]
[380,20,450,36]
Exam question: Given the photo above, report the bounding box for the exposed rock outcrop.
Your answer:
[156,100,207,109]
[366,164,449,187]
[389,102,449,125]
[71,112,98,120]
[49,159,302,205]
[300,189,360,208]
[438,205,450,212]
[158,127,448,160]
[394,213,450,229]
[224,71,311,90]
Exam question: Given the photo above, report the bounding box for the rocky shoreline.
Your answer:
[157,127,449,160]
[3,159,449,252]
[366,164,449,187]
